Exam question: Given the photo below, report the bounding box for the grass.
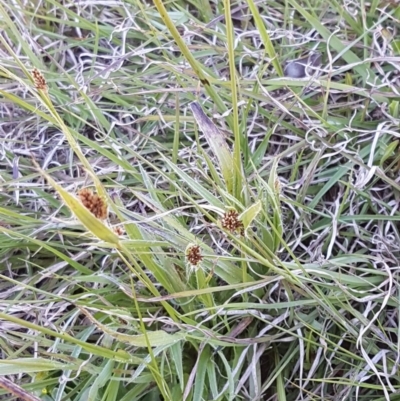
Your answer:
[0,0,400,400]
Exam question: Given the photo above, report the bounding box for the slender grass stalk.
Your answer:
[223,0,243,200]
[246,0,283,77]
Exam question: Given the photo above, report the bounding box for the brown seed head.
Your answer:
[113,225,125,236]
[32,68,48,91]
[186,244,203,266]
[221,209,243,233]
[78,188,107,220]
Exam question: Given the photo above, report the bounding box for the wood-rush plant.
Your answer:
[0,0,399,400]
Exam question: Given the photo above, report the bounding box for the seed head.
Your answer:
[221,209,243,234]
[186,244,203,267]
[113,225,125,236]
[32,68,47,91]
[78,188,107,220]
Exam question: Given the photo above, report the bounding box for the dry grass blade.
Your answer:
[0,377,41,401]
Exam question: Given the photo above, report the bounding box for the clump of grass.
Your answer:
[0,0,400,400]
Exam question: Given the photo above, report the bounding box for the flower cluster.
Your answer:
[78,188,107,220]
[113,225,125,236]
[221,209,243,234]
[32,68,47,91]
[186,244,203,266]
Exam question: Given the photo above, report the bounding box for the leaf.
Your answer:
[78,307,184,347]
[193,346,210,401]
[88,360,114,401]
[0,358,75,375]
[246,0,283,76]
[0,227,92,274]
[267,158,283,251]
[170,343,184,392]
[239,200,262,233]
[108,329,184,347]
[36,166,120,245]
[160,154,225,209]
[0,312,133,362]
[380,140,398,165]
[393,40,400,55]
[389,100,399,119]
[190,101,234,193]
